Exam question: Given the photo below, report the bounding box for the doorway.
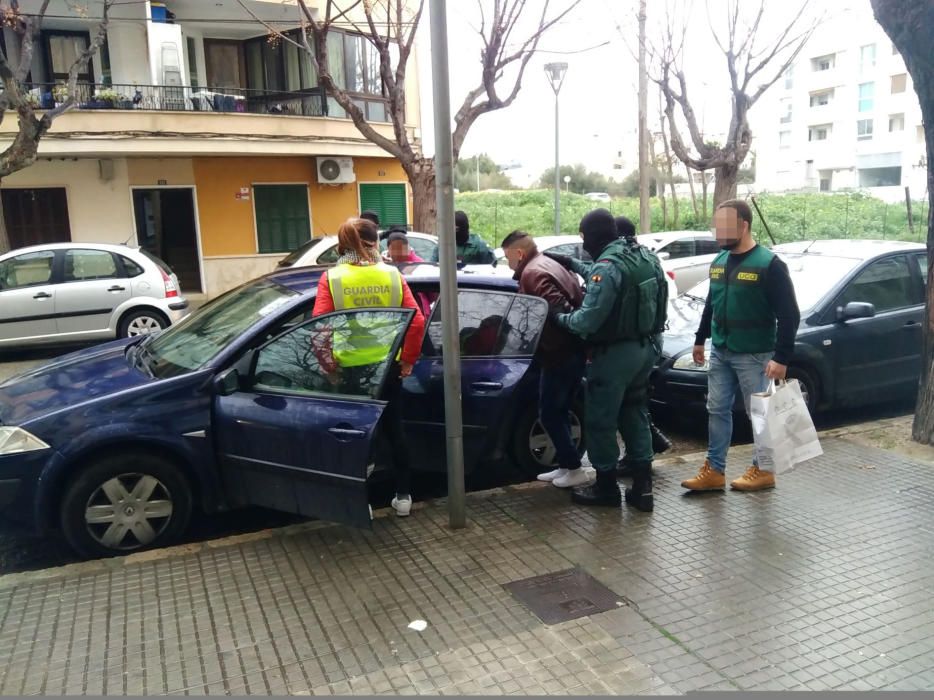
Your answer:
[132,188,203,293]
[1,187,72,249]
[204,39,245,90]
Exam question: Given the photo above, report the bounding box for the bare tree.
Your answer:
[871,0,934,444]
[0,0,112,252]
[654,0,817,211]
[241,0,580,232]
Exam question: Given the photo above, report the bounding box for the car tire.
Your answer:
[118,308,169,338]
[512,403,585,476]
[59,453,193,559]
[786,366,819,413]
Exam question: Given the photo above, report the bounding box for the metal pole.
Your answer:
[475,156,480,192]
[554,93,560,235]
[637,0,650,233]
[429,0,466,529]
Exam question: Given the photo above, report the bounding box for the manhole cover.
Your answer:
[503,568,622,625]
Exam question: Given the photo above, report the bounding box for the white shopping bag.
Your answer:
[749,379,823,474]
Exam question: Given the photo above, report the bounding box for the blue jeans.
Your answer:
[539,352,587,469]
[706,347,772,473]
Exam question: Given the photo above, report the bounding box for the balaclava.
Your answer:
[580,208,618,259]
[455,211,470,246]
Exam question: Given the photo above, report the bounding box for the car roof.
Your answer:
[772,239,924,259]
[265,262,518,295]
[637,231,711,244]
[1,242,139,255]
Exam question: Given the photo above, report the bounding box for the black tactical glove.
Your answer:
[543,251,574,270]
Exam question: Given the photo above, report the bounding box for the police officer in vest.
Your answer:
[547,209,668,511]
[313,218,426,516]
[681,199,800,493]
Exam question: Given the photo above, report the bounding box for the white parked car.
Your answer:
[636,230,719,294]
[0,243,189,349]
[584,192,612,202]
[277,231,441,268]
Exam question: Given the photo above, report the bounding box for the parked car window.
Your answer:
[120,255,145,278]
[916,254,927,293]
[138,249,173,276]
[409,237,437,261]
[425,290,512,357]
[660,239,696,259]
[253,310,411,399]
[63,249,119,281]
[144,279,299,378]
[694,238,721,255]
[547,243,579,258]
[279,237,323,267]
[317,244,341,265]
[837,256,914,313]
[0,250,54,289]
[499,295,547,356]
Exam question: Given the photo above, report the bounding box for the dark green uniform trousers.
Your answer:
[585,338,659,473]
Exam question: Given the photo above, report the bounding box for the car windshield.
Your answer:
[142,279,299,378]
[683,252,863,313]
[279,238,322,266]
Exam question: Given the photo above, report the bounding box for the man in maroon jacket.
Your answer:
[502,230,590,488]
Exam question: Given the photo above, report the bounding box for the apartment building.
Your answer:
[753,4,926,203]
[0,0,421,297]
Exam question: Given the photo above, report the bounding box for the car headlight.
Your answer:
[0,427,50,455]
[672,353,709,372]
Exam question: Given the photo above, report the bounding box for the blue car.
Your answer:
[0,265,583,558]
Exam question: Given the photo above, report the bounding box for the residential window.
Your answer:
[857,119,874,140]
[891,73,907,93]
[99,39,112,86]
[819,171,832,192]
[779,130,791,148]
[859,44,876,72]
[780,99,792,124]
[43,31,93,82]
[809,90,832,107]
[245,32,319,94]
[889,114,905,132]
[783,65,793,89]
[253,185,311,254]
[858,166,901,187]
[186,37,199,88]
[811,54,834,71]
[919,125,927,144]
[858,82,874,112]
[809,125,831,141]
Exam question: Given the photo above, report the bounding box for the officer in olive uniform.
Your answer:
[547,209,668,510]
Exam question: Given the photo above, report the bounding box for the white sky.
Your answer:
[416,0,866,184]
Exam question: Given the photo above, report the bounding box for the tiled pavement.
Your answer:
[1,437,934,694]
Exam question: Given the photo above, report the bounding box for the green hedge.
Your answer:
[454,189,930,248]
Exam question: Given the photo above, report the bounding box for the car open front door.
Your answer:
[212,308,414,529]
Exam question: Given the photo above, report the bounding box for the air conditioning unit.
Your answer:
[316,156,355,184]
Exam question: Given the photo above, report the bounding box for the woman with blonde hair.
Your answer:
[313,217,426,516]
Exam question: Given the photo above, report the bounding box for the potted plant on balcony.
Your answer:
[52,83,69,108]
[96,88,130,109]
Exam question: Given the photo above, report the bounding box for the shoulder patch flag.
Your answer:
[591,273,603,283]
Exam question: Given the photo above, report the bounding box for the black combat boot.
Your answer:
[651,423,673,455]
[571,469,622,507]
[624,461,654,512]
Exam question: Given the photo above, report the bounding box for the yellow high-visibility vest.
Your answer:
[327,263,404,367]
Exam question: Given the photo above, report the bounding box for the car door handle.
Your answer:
[328,426,367,439]
[471,381,503,391]
[903,320,920,329]
[107,285,126,292]
[33,292,52,300]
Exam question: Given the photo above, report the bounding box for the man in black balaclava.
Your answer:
[433,210,495,264]
[546,208,668,511]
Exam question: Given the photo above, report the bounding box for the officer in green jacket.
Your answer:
[547,209,668,510]
[432,211,496,265]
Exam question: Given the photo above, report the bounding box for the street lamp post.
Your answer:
[545,62,568,235]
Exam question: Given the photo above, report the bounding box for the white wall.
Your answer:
[0,159,135,245]
[107,21,151,87]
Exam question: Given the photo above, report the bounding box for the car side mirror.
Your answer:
[837,301,875,322]
[657,251,671,261]
[212,368,241,396]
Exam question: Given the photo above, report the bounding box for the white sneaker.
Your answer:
[553,468,595,489]
[391,496,412,517]
[538,468,568,482]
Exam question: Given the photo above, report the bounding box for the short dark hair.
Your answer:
[386,231,409,245]
[716,199,753,226]
[614,216,636,239]
[357,218,379,244]
[501,230,530,249]
[360,210,380,226]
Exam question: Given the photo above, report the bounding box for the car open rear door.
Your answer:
[212,308,414,528]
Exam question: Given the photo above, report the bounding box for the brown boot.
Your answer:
[681,460,726,491]
[730,466,776,491]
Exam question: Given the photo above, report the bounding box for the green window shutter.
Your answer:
[359,183,408,228]
[254,185,311,254]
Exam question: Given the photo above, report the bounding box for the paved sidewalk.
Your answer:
[1,437,934,695]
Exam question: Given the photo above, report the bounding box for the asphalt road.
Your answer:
[0,347,913,575]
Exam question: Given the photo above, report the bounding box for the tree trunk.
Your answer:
[686,166,700,221]
[408,163,437,233]
[701,176,709,223]
[713,162,739,208]
[0,183,9,254]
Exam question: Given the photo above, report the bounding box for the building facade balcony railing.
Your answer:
[16,82,334,118]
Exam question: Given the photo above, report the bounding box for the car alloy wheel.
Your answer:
[528,411,583,467]
[83,473,174,550]
[126,315,164,336]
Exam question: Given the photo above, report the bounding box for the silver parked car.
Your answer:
[0,243,189,349]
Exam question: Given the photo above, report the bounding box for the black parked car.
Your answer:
[651,239,925,413]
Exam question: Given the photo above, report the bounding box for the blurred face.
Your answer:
[388,239,410,263]
[503,244,526,271]
[713,207,749,251]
